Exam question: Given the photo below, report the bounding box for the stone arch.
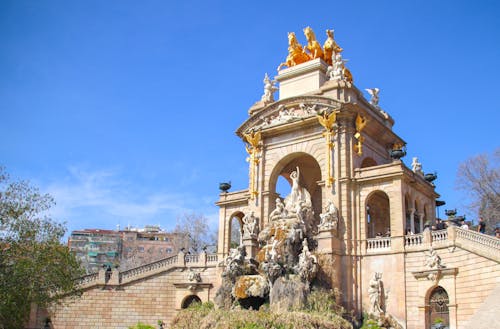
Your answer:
[360,157,377,168]
[426,286,450,329]
[227,211,244,252]
[181,294,202,309]
[365,190,390,238]
[268,152,322,225]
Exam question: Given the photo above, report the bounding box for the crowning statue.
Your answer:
[323,29,343,66]
[277,32,310,71]
[277,26,353,83]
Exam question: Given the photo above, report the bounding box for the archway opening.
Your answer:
[366,191,390,238]
[181,295,202,309]
[229,214,243,250]
[269,152,322,228]
[427,286,449,328]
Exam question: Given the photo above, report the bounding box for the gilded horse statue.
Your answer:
[277,32,310,71]
[323,29,343,66]
[303,26,323,60]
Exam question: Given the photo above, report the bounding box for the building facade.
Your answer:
[68,226,183,273]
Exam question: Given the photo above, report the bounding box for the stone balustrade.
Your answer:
[78,272,99,288]
[206,254,219,263]
[454,227,500,262]
[185,254,200,263]
[120,254,179,283]
[362,227,499,262]
[431,229,448,243]
[367,237,391,252]
[404,233,423,247]
[77,252,219,289]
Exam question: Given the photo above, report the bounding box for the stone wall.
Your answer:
[45,255,220,329]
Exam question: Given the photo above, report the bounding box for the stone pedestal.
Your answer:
[276,58,329,100]
[243,236,260,260]
[316,228,341,253]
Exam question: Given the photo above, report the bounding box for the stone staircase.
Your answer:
[78,251,219,289]
[463,284,500,329]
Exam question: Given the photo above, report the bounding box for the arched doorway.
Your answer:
[366,191,390,238]
[181,294,201,309]
[427,286,449,328]
[268,152,322,228]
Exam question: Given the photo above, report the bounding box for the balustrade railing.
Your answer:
[206,254,219,263]
[431,229,448,243]
[367,237,391,251]
[456,227,500,250]
[404,233,423,247]
[185,254,200,263]
[78,272,99,286]
[120,254,178,281]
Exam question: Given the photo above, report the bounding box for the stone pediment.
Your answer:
[237,96,342,136]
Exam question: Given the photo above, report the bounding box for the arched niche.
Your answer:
[228,212,244,251]
[268,152,322,225]
[181,294,202,309]
[360,157,377,168]
[365,190,390,238]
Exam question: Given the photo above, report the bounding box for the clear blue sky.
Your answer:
[1,1,499,236]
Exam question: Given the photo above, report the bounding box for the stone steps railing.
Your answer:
[78,252,219,289]
[453,227,500,262]
[364,227,499,262]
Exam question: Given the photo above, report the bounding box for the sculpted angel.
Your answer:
[365,88,380,106]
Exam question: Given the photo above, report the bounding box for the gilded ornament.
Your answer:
[277,32,310,71]
[303,27,323,60]
[317,111,337,187]
[244,130,262,199]
[323,29,343,66]
[354,114,367,156]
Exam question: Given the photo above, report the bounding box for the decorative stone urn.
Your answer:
[219,182,231,193]
[390,148,406,160]
[424,172,437,182]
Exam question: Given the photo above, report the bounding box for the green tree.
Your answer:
[456,148,500,232]
[0,168,84,328]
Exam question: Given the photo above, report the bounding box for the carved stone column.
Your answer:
[409,208,416,233]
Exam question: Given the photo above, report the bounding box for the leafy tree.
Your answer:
[456,148,500,232]
[173,212,215,253]
[0,168,84,328]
